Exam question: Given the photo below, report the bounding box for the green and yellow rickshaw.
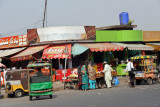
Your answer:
[27,61,53,101]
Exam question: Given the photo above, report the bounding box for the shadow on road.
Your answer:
[30,95,58,101]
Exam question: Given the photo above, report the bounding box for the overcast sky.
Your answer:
[0,0,160,37]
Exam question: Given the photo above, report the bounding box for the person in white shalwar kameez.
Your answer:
[102,61,113,88]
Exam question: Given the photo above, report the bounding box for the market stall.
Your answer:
[113,43,154,76]
[72,43,124,88]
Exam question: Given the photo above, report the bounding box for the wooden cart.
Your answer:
[96,71,117,88]
[65,75,79,90]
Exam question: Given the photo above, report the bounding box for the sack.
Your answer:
[114,76,119,86]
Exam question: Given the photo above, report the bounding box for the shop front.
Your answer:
[41,44,77,83]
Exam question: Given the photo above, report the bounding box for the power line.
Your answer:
[2,19,43,37]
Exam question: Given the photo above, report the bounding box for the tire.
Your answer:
[136,79,142,85]
[29,96,32,101]
[6,82,11,90]
[147,78,153,85]
[15,90,23,97]
[49,95,52,99]
[36,96,40,99]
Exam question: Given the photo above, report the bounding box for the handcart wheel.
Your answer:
[147,78,153,85]
[73,83,78,90]
[65,82,70,89]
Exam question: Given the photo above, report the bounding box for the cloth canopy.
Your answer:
[0,47,25,58]
[77,43,124,52]
[72,44,89,56]
[10,45,49,61]
[42,44,71,59]
[71,43,124,56]
[146,43,160,51]
[113,43,154,50]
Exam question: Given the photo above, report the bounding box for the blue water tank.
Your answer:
[119,12,129,25]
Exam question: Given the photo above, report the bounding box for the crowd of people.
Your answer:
[77,60,114,91]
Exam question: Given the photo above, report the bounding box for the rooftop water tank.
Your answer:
[119,12,129,25]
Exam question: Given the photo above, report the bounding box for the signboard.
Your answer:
[0,34,28,49]
[143,31,160,41]
[27,26,96,44]
[42,44,71,59]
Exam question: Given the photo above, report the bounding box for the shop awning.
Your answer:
[78,43,124,52]
[146,43,160,51]
[113,43,154,50]
[10,45,49,61]
[0,47,26,58]
[72,43,124,56]
[72,44,89,56]
[42,44,71,59]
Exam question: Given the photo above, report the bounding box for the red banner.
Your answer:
[42,44,71,59]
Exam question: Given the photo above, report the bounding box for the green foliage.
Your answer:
[127,20,134,25]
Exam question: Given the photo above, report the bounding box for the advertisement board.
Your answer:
[27,26,96,44]
[0,34,28,49]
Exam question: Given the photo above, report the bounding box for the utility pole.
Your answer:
[43,0,47,27]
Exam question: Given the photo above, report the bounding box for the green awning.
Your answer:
[71,44,89,56]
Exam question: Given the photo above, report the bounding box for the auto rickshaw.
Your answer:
[27,61,53,101]
[5,69,34,97]
[130,55,160,85]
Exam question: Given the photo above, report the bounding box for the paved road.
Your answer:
[1,84,160,107]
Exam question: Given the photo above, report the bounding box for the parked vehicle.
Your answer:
[5,69,34,97]
[27,61,53,101]
[130,55,160,85]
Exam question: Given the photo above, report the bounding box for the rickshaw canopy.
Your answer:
[130,55,157,60]
[27,63,52,68]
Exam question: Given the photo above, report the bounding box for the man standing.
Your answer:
[102,61,113,88]
[126,59,135,87]
[3,67,7,87]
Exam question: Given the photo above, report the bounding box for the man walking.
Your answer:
[126,59,135,87]
[102,61,113,88]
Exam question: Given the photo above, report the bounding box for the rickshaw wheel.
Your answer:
[49,95,52,99]
[15,90,23,97]
[147,78,153,85]
[29,96,32,101]
[36,96,40,99]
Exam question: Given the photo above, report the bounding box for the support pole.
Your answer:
[64,55,67,89]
